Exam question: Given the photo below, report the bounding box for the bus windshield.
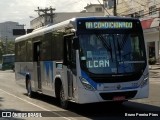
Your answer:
[79,33,146,75]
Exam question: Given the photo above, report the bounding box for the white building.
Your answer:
[141,17,160,62]
[0,21,24,42]
[30,4,104,29]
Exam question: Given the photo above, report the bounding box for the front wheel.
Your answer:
[59,85,68,109]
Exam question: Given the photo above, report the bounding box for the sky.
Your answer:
[0,0,99,28]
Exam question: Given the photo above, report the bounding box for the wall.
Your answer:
[144,31,160,61]
[0,22,24,41]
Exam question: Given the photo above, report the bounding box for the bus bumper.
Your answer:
[76,84,149,104]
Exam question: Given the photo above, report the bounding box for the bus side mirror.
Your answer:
[73,37,79,50]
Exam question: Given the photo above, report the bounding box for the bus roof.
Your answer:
[75,16,139,21]
[15,18,76,42]
[15,16,140,43]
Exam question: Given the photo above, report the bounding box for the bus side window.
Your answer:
[64,36,70,66]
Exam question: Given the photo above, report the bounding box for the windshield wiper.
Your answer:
[117,37,122,61]
[120,34,128,50]
[96,35,113,61]
[116,34,129,61]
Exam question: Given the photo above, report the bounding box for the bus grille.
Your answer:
[99,91,137,100]
[90,73,141,83]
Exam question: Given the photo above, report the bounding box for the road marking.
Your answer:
[0,88,74,120]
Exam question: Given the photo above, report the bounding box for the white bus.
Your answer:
[15,17,149,108]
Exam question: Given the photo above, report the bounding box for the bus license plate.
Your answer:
[113,96,125,101]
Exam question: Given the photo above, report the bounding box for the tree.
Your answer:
[0,40,15,63]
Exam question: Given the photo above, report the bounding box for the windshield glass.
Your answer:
[79,33,146,74]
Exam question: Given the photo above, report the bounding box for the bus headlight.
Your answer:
[140,75,149,87]
[79,77,95,91]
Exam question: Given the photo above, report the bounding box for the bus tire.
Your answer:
[59,85,68,109]
[26,79,34,98]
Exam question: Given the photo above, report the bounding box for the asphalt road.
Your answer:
[0,70,160,120]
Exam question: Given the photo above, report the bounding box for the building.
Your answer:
[0,21,24,42]
[103,0,157,18]
[30,4,104,29]
[84,4,104,13]
[103,0,160,62]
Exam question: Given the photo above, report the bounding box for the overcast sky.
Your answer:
[0,0,99,28]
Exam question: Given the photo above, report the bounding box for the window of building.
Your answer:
[149,5,157,15]
[95,7,102,12]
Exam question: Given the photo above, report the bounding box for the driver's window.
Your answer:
[64,35,76,65]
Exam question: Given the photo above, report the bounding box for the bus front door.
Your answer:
[33,42,42,91]
[64,35,76,99]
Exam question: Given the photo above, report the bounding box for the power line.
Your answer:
[35,6,56,26]
[103,0,160,18]
[135,8,160,18]
[103,0,149,16]
[116,0,150,13]
[133,0,147,7]
[114,0,160,16]
[120,1,160,16]
[62,0,83,8]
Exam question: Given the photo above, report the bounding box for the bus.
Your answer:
[2,54,15,71]
[15,17,149,108]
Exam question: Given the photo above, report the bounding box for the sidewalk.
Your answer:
[149,63,160,78]
[149,63,160,70]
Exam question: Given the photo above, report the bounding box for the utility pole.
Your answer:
[35,6,56,26]
[113,0,117,16]
[50,7,54,24]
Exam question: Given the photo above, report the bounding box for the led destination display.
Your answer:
[85,22,133,29]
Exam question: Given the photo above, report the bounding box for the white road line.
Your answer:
[0,88,73,120]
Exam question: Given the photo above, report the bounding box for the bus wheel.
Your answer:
[27,80,34,98]
[59,85,68,109]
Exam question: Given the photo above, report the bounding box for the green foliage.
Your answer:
[0,40,15,63]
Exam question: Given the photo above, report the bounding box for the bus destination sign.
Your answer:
[85,22,133,29]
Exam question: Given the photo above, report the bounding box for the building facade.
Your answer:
[30,4,104,29]
[103,0,160,62]
[0,21,24,42]
[103,0,159,18]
